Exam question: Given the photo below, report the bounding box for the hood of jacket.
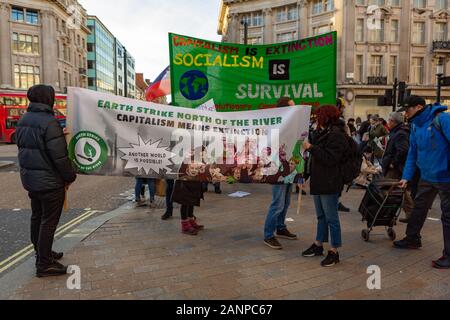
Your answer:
[27,84,55,108]
[411,104,448,127]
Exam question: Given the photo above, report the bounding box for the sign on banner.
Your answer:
[67,88,311,184]
[169,32,337,111]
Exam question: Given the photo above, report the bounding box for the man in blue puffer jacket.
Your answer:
[394,96,450,269]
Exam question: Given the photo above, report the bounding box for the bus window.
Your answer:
[6,119,18,129]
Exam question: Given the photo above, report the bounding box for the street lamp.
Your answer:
[437,57,444,104]
[241,19,248,45]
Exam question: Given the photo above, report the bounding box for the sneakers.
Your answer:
[181,220,198,236]
[432,256,450,269]
[302,243,324,257]
[135,199,146,208]
[264,237,283,250]
[276,229,298,240]
[338,203,350,213]
[393,237,422,250]
[321,251,340,267]
[36,261,68,278]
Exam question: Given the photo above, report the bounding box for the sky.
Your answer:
[78,0,222,82]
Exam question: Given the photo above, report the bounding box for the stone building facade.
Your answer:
[0,0,90,93]
[218,0,450,119]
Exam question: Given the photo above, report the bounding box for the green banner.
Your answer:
[169,32,337,111]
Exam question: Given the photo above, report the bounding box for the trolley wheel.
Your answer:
[362,229,370,242]
[388,228,396,241]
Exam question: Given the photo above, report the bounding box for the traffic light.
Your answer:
[398,82,408,106]
[377,89,393,106]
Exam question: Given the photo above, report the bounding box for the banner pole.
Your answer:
[297,184,303,215]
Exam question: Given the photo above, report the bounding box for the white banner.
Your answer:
[67,88,311,184]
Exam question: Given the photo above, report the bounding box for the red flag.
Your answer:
[145,66,171,101]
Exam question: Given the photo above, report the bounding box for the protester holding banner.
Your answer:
[172,147,206,235]
[302,105,348,267]
[16,85,77,278]
[263,97,300,250]
[161,179,175,220]
[135,177,157,208]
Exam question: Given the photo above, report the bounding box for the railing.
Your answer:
[433,41,450,51]
[367,76,388,85]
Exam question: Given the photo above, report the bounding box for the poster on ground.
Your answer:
[67,88,311,184]
[169,32,337,111]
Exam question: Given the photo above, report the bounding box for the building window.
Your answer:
[312,0,334,15]
[14,65,40,89]
[277,32,296,42]
[391,0,400,6]
[313,25,332,36]
[356,0,365,4]
[11,7,24,22]
[356,19,364,42]
[412,22,426,44]
[276,5,298,22]
[241,11,263,27]
[436,0,448,9]
[12,33,39,54]
[369,55,383,77]
[411,57,424,84]
[247,37,262,44]
[355,55,364,82]
[413,0,427,8]
[26,10,39,24]
[434,22,447,41]
[391,20,399,42]
[368,19,384,42]
[368,0,385,6]
[389,56,398,83]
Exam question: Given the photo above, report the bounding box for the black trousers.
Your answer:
[29,188,65,268]
[180,205,194,220]
[406,180,450,257]
[166,179,175,211]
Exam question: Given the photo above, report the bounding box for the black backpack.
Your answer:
[341,135,362,185]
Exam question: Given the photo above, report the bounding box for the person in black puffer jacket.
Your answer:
[16,84,76,278]
[301,105,349,267]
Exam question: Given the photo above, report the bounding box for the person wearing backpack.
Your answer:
[301,105,354,267]
[394,96,450,269]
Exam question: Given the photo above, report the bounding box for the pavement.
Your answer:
[3,183,450,300]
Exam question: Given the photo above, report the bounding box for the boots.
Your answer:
[190,218,204,231]
[181,219,198,235]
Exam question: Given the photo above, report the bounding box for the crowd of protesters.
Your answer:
[15,84,450,277]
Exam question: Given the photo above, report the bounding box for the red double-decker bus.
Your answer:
[0,90,67,144]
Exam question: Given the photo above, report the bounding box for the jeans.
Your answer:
[29,188,65,268]
[166,179,175,211]
[264,184,292,240]
[313,194,342,248]
[406,180,450,257]
[135,178,156,201]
